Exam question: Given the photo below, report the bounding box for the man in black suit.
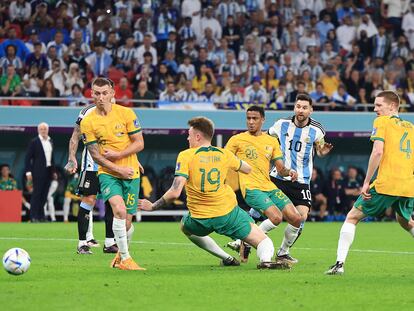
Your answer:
[25,122,54,222]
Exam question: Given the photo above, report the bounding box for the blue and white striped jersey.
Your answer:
[76,105,98,172]
[268,117,325,185]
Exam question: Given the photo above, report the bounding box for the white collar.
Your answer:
[38,135,50,141]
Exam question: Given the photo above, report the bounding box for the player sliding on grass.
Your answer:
[326,91,414,275]
[225,105,302,262]
[139,117,290,269]
[80,77,145,271]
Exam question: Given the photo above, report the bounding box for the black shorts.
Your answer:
[271,176,312,208]
[77,171,99,196]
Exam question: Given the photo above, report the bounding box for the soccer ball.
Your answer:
[2,248,31,275]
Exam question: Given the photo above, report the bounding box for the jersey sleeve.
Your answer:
[125,108,142,135]
[175,151,190,179]
[225,149,242,172]
[272,138,283,161]
[370,117,386,142]
[268,120,281,138]
[224,135,238,154]
[80,117,97,146]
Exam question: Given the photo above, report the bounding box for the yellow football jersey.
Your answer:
[370,115,414,197]
[175,146,242,218]
[80,104,142,179]
[225,131,282,196]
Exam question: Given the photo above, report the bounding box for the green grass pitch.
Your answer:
[1,222,414,311]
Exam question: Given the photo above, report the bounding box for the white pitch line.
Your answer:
[0,236,413,255]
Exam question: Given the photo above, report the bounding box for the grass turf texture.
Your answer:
[1,222,414,311]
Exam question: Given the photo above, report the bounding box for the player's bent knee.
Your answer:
[244,224,267,248]
[264,207,282,225]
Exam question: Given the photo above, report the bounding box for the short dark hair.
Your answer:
[188,117,215,140]
[296,93,313,106]
[376,90,400,107]
[247,105,265,118]
[92,77,114,88]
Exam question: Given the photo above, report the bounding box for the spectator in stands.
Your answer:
[67,47,88,79]
[116,35,138,72]
[201,6,222,40]
[177,79,198,102]
[316,13,335,45]
[0,27,29,61]
[31,2,54,31]
[357,30,373,59]
[319,0,339,27]
[181,0,202,39]
[325,168,347,220]
[381,0,408,38]
[310,82,329,106]
[192,64,216,95]
[68,30,92,56]
[136,34,157,66]
[219,51,240,81]
[47,31,69,59]
[159,81,179,101]
[85,41,112,77]
[223,15,241,57]
[9,0,31,25]
[71,16,92,45]
[0,44,23,76]
[22,64,42,97]
[178,55,196,80]
[199,82,218,103]
[134,81,156,108]
[49,17,71,46]
[327,29,339,52]
[221,80,243,105]
[24,42,48,77]
[67,83,88,107]
[391,35,411,60]
[0,64,21,97]
[114,77,133,107]
[0,164,17,191]
[343,166,362,213]
[44,59,67,95]
[179,16,196,42]
[162,50,179,74]
[25,122,54,222]
[165,31,179,56]
[261,66,279,97]
[402,3,414,49]
[372,25,392,60]
[331,84,357,110]
[336,15,356,53]
[320,65,340,98]
[39,78,60,106]
[244,51,264,86]
[25,29,46,54]
[65,63,84,95]
[356,14,378,40]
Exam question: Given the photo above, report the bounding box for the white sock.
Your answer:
[127,224,135,245]
[136,211,142,222]
[188,235,232,260]
[48,197,56,221]
[86,211,94,241]
[113,218,130,260]
[259,219,277,233]
[256,237,274,262]
[63,198,71,221]
[278,224,300,256]
[105,238,116,247]
[337,222,356,263]
[78,240,87,248]
[409,227,414,237]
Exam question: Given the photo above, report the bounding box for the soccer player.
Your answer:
[326,91,414,275]
[139,117,288,269]
[267,93,333,264]
[225,106,302,261]
[64,101,118,255]
[80,77,145,270]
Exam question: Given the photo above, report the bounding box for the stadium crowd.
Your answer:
[0,0,413,110]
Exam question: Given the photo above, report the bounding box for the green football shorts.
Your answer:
[354,186,414,221]
[99,173,140,215]
[182,206,254,240]
[245,188,292,213]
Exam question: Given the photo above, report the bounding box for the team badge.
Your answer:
[134,119,141,129]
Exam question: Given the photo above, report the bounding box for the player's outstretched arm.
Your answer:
[86,143,134,179]
[139,176,187,211]
[64,124,80,174]
[274,159,298,182]
[361,140,384,200]
[103,132,144,161]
